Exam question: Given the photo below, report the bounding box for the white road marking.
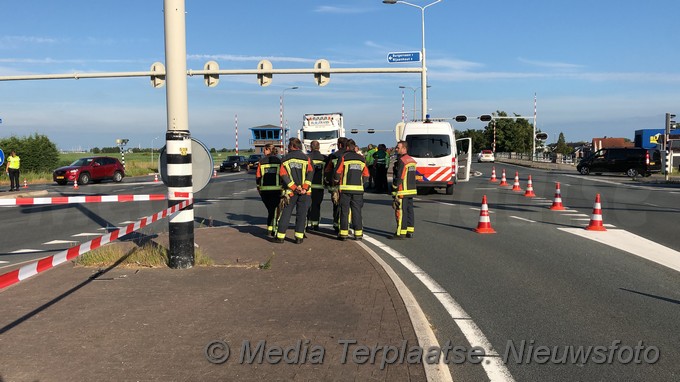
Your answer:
[43,240,78,245]
[0,261,8,264]
[10,249,44,254]
[71,233,101,237]
[118,221,137,224]
[470,207,495,213]
[559,228,680,273]
[363,235,514,382]
[510,216,536,223]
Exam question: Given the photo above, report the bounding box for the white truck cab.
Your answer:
[395,118,464,195]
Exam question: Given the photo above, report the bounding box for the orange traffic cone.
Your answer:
[511,171,522,192]
[474,195,496,234]
[524,175,536,197]
[489,167,498,182]
[549,182,566,210]
[585,194,606,231]
[499,169,509,186]
[73,179,79,190]
[154,173,159,182]
[23,179,28,189]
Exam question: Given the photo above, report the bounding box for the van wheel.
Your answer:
[626,168,639,178]
[445,184,454,195]
[579,166,590,175]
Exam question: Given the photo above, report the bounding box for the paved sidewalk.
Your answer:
[0,225,427,381]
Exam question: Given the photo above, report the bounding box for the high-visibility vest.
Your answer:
[334,151,369,193]
[256,156,282,191]
[280,150,313,194]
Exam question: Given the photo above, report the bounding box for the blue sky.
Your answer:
[1,0,679,151]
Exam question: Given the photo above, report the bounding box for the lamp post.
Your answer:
[151,136,159,166]
[384,0,442,120]
[399,85,431,120]
[280,86,298,153]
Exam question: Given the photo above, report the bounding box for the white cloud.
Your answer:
[517,57,585,70]
[313,6,369,14]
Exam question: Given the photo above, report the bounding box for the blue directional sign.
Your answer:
[0,149,4,166]
[387,51,422,63]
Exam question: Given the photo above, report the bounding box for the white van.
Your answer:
[395,119,460,195]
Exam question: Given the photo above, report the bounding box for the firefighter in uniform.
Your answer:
[306,140,327,231]
[333,139,370,241]
[275,138,314,244]
[255,144,282,237]
[324,137,348,233]
[391,140,417,239]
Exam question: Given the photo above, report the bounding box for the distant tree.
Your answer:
[210,147,217,153]
[0,133,59,172]
[484,111,533,153]
[555,132,572,155]
[91,147,101,154]
[458,129,489,153]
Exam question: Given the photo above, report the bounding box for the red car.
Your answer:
[53,156,125,185]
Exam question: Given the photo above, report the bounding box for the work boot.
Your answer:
[354,236,363,241]
[295,237,304,244]
[272,237,284,244]
[405,233,414,238]
[388,234,404,240]
[337,236,347,241]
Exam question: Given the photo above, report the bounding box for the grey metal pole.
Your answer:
[164,0,194,268]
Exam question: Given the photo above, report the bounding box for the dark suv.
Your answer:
[53,156,125,185]
[576,148,661,178]
[220,155,248,172]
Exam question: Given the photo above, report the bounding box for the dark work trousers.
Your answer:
[367,165,376,189]
[8,168,20,190]
[277,193,311,240]
[331,189,341,231]
[338,192,364,238]
[375,165,388,193]
[307,187,324,228]
[394,196,414,236]
[260,190,280,234]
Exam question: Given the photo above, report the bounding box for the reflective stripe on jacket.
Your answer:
[334,151,369,193]
[392,154,417,197]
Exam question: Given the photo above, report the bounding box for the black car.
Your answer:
[247,154,264,171]
[576,148,661,178]
[220,155,248,172]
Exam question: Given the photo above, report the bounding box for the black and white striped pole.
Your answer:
[163,0,194,268]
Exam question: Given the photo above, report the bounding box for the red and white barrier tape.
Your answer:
[0,199,192,290]
[0,194,167,206]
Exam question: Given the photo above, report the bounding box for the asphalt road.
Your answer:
[1,166,679,381]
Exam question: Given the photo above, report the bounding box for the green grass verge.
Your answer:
[75,243,214,268]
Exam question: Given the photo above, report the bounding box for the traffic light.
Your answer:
[314,59,330,86]
[367,129,375,134]
[479,115,492,122]
[149,62,165,88]
[535,132,548,140]
[350,129,358,134]
[257,60,273,87]
[454,115,467,123]
[203,60,219,88]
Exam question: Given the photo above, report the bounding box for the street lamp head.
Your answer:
[383,0,398,4]
[291,86,299,90]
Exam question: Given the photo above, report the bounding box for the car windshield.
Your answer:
[405,134,451,158]
[303,130,339,141]
[70,158,94,166]
[227,156,241,161]
[249,155,262,160]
